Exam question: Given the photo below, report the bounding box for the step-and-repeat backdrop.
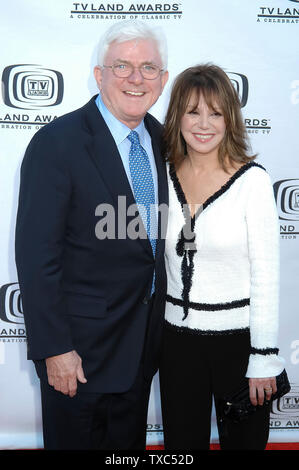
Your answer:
[0,0,298,449]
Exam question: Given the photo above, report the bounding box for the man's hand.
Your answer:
[45,350,87,397]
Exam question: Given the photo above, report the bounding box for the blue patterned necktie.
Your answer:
[127,130,157,255]
[128,130,157,293]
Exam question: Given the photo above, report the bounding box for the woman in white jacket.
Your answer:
[159,63,285,450]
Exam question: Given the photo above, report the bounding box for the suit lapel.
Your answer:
[83,96,157,255]
[83,97,135,207]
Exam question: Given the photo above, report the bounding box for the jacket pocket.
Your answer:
[65,292,108,319]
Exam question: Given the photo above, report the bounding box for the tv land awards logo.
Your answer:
[227,72,248,108]
[257,1,299,23]
[2,65,64,110]
[0,65,63,130]
[270,385,299,430]
[244,118,271,135]
[147,423,163,435]
[274,179,299,221]
[0,283,26,342]
[274,179,299,239]
[69,2,183,20]
[227,72,271,135]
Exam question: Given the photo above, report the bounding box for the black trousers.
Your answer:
[159,325,270,451]
[40,362,152,450]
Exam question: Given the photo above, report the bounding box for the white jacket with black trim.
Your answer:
[164,161,285,378]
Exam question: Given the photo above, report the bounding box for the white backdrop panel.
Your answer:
[0,0,298,448]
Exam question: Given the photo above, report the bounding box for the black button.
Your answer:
[142,297,149,305]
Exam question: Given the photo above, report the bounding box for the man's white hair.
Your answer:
[96,20,168,69]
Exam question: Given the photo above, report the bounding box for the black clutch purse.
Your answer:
[218,369,290,425]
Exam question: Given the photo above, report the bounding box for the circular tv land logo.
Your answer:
[271,385,299,417]
[0,283,23,324]
[2,64,64,109]
[273,179,299,221]
[227,72,249,108]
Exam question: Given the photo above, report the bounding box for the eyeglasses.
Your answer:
[102,61,164,80]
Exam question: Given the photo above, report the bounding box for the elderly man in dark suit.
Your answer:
[15,20,169,450]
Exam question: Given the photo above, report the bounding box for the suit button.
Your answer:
[143,297,149,305]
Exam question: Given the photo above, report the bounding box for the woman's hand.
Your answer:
[249,377,277,406]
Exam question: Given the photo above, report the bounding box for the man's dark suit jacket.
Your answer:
[15,95,168,393]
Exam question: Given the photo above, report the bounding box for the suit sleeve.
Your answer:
[245,169,285,378]
[15,128,74,360]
